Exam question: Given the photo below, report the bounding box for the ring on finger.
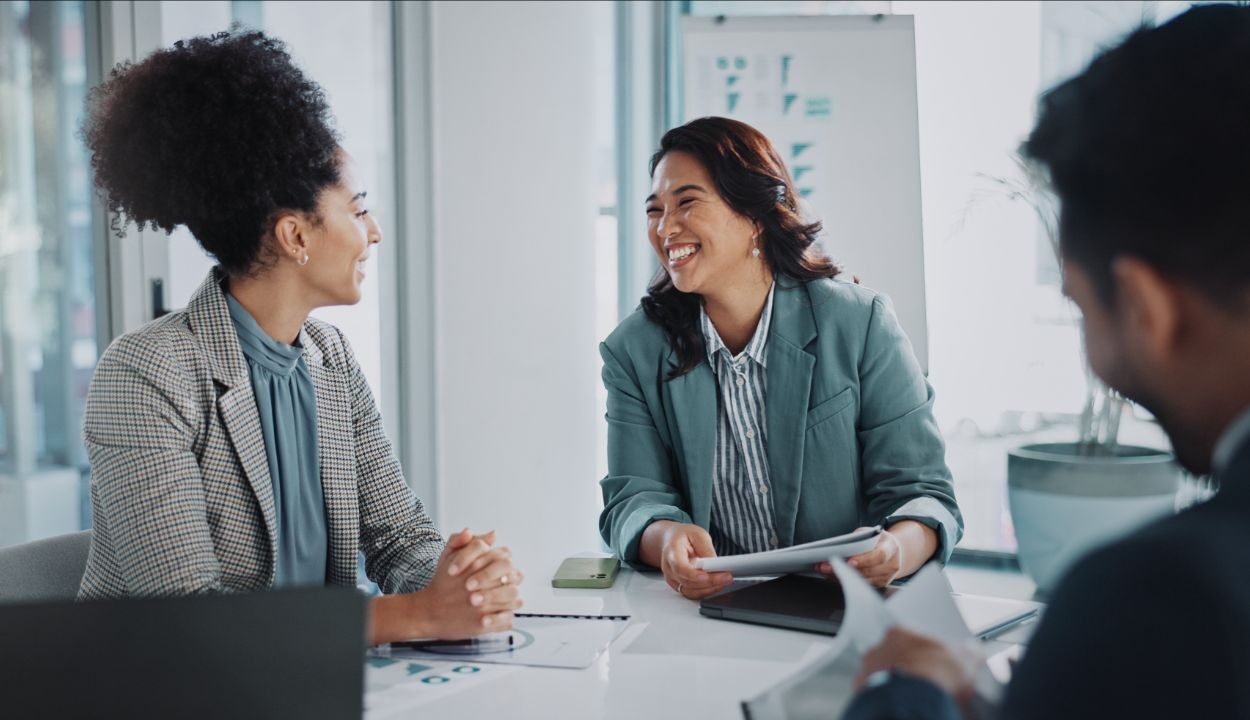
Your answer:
[500,573,510,586]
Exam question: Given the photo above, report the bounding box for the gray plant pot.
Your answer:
[1007,443,1180,595]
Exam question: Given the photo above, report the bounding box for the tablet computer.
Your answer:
[699,574,846,635]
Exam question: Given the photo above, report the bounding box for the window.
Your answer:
[0,0,398,547]
[673,0,1189,554]
[594,1,618,485]
[0,0,99,546]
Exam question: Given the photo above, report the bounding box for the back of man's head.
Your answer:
[1024,3,1250,310]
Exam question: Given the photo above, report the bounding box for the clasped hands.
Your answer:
[368,528,525,645]
[423,528,526,637]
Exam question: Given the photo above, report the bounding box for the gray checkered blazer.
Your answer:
[79,268,443,599]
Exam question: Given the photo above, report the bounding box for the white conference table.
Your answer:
[364,557,1039,719]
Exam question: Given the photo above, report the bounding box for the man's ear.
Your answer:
[1110,256,1182,362]
[271,211,308,263]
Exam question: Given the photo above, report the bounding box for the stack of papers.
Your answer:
[742,560,1025,718]
[694,527,882,576]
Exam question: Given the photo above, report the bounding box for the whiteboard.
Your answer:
[682,15,928,371]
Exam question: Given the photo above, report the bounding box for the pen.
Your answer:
[978,609,1039,641]
[391,634,515,650]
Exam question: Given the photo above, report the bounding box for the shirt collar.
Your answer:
[700,282,776,370]
[224,291,305,376]
[1213,403,1250,476]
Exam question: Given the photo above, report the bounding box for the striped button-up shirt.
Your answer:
[701,283,780,556]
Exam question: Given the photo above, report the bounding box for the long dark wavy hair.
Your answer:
[642,117,841,379]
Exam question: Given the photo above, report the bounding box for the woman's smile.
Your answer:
[666,242,701,269]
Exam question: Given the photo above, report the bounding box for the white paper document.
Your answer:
[741,560,1036,718]
[382,615,630,670]
[830,559,1004,702]
[741,560,1005,718]
[695,527,882,575]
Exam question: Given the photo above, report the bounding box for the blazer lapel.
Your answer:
[668,353,719,528]
[765,281,818,546]
[303,332,359,587]
[218,387,280,570]
[187,269,279,577]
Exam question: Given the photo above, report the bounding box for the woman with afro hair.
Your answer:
[78,30,521,643]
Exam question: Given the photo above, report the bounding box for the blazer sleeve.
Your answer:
[82,338,224,596]
[857,294,963,562]
[340,329,445,594]
[598,341,692,564]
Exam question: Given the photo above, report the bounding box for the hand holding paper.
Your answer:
[815,525,908,588]
[649,521,733,600]
[829,558,1002,705]
[694,527,881,576]
[853,627,982,705]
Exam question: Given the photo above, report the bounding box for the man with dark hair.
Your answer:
[842,4,1250,719]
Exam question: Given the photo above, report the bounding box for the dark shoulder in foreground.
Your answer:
[1002,497,1250,720]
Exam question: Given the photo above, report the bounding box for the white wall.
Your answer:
[895,1,1047,427]
[429,1,606,566]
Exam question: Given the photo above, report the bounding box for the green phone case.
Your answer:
[551,557,621,589]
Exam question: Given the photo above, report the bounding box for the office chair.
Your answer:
[0,530,91,602]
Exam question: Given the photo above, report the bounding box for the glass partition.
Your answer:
[0,0,98,546]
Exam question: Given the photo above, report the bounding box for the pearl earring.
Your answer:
[298,253,310,267]
[751,238,761,258]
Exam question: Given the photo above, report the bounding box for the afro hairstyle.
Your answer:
[83,29,341,275]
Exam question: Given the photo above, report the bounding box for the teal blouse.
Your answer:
[225,293,328,587]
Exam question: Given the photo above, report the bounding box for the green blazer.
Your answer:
[599,278,962,565]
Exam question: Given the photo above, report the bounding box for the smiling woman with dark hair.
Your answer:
[599,116,962,599]
[79,30,522,643]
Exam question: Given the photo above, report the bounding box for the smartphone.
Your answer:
[551,557,620,589]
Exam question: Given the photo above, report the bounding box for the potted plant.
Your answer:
[974,155,1182,595]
